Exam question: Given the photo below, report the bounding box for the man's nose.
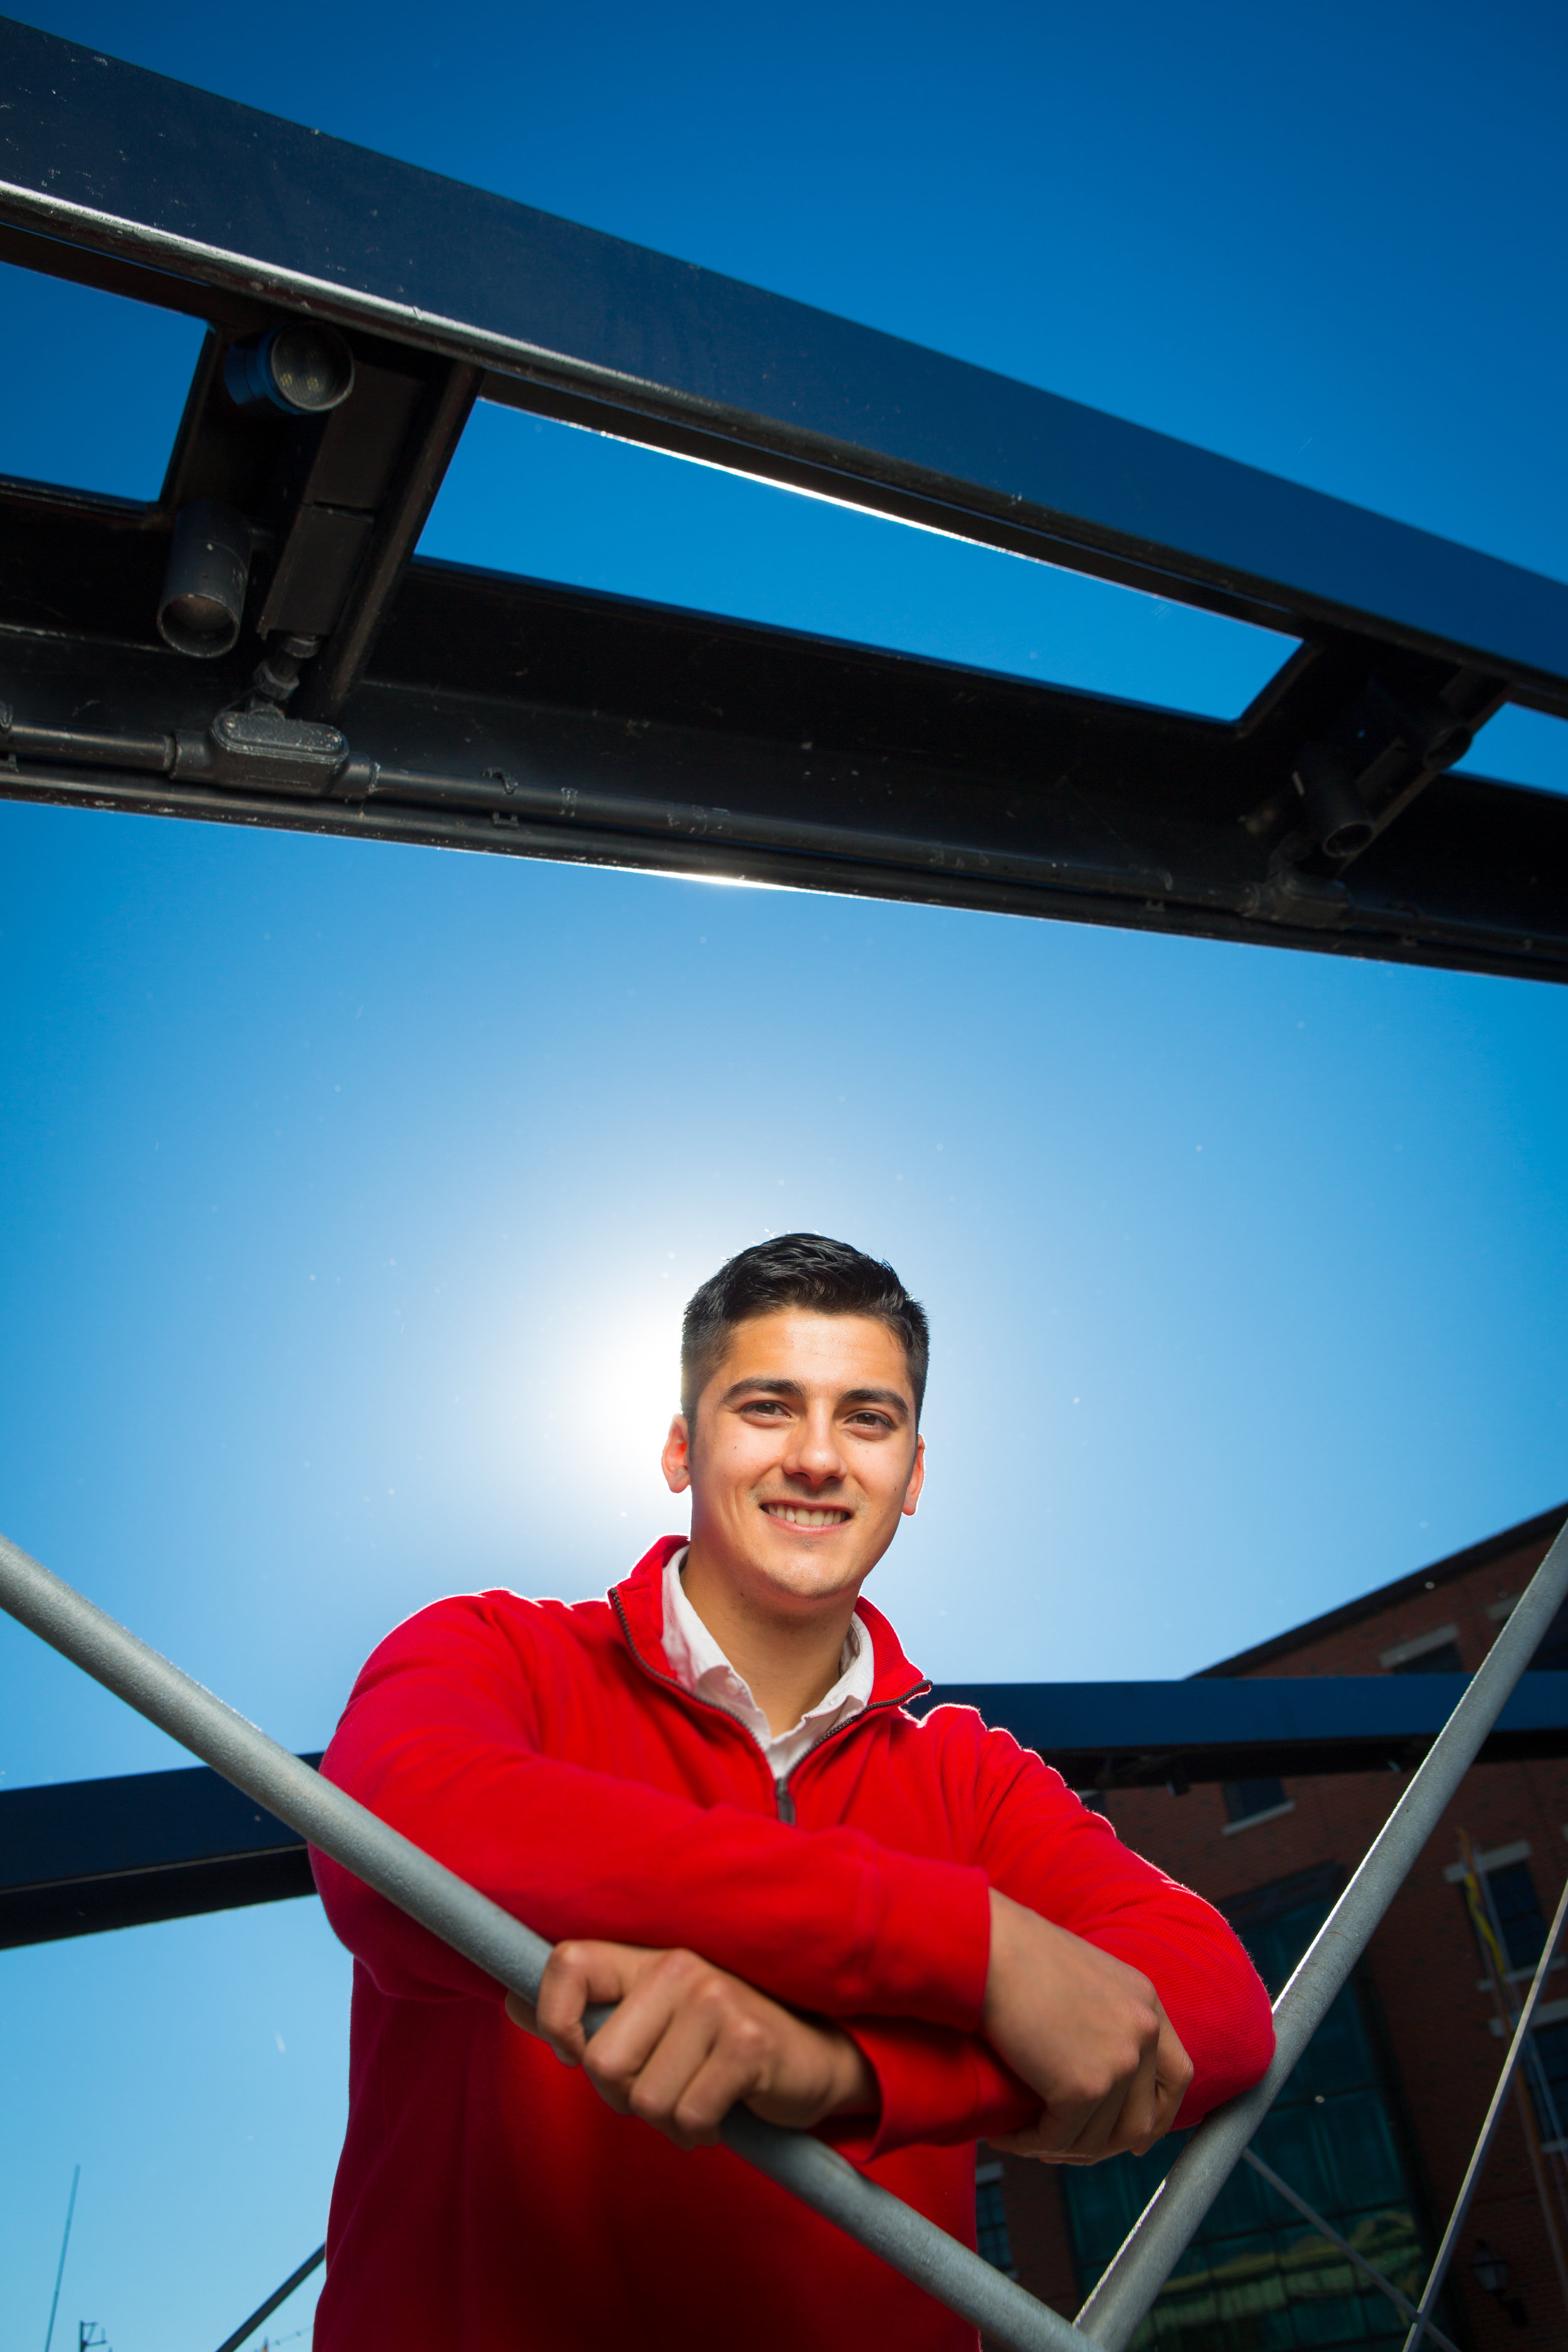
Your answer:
[782,1406,845,1485]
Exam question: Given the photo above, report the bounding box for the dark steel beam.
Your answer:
[0,19,1562,976]
[2,16,1567,706]
[918,1671,1568,1793]
[301,359,480,716]
[0,1756,319,1949]
[1,487,1563,980]
[5,1681,1565,1949]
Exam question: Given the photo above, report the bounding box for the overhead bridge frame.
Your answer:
[0,16,1565,980]
[5,21,1568,2352]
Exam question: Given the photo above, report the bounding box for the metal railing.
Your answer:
[212,2245,326,2352]
[4,1517,1566,2352]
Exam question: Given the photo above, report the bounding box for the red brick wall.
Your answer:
[989,1523,1568,2349]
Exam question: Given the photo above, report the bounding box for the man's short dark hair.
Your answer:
[681,1234,929,1425]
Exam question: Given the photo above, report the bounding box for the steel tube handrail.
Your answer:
[1076,1517,1568,2349]
[9,1518,1565,2351]
[0,1530,1079,2352]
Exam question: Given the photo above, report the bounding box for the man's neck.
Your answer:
[678,1544,861,1735]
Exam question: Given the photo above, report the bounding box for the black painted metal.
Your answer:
[7,1682,1566,1949]
[2,18,1567,698]
[918,1671,1568,1792]
[0,14,1562,977]
[0,494,1563,977]
[0,1756,320,1947]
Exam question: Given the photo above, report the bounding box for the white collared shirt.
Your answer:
[660,1547,874,1784]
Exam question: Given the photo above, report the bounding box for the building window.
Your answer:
[975,2159,1016,2277]
[1390,1640,1463,1675]
[1222,1776,1288,1824]
[1379,1625,1462,1674]
[1060,1864,1431,2349]
[1530,2019,1568,2146]
[1473,1858,1549,1974]
[1458,1857,1565,2137]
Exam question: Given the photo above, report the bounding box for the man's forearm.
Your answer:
[319,1710,991,2026]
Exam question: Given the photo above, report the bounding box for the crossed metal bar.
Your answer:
[4,1520,1567,2350]
[1399,1868,1568,2348]
[1238,2149,1462,2352]
[211,2244,326,2352]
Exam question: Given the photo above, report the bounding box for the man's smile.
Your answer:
[760,1501,853,1529]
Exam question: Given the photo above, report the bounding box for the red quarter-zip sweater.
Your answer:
[311,1539,1273,2349]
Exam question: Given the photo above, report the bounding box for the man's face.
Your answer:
[661,1308,924,1614]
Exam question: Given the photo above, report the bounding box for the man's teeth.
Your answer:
[765,1504,850,1528]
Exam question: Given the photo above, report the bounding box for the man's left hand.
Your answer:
[505,1939,876,2150]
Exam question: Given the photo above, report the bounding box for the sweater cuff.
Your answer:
[864,1858,992,2028]
[823,2020,1041,2163]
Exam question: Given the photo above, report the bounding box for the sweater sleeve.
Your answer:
[824,2018,1039,2163]
[831,1710,1274,2158]
[310,1594,992,2032]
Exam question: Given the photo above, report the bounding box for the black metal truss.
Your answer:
[0,1754,322,1949]
[6,1676,1565,1950]
[0,17,1564,978]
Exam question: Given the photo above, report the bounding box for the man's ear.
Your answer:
[901,1433,926,1518]
[662,1412,693,1495]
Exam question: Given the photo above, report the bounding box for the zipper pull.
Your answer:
[775,1779,796,1825]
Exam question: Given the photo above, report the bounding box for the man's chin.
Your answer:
[746,1529,874,1604]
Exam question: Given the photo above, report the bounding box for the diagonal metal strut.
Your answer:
[1074,1515,1568,2346]
[1239,2149,1461,2352]
[4,1519,1568,2348]
[1399,1865,1568,2349]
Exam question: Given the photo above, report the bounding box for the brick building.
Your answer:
[983,1503,1568,2350]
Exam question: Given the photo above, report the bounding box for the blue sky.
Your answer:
[1,2,1565,2345]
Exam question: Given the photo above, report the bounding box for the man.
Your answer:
[312,1235,1272,2349]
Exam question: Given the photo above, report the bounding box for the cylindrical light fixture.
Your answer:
[224,323,356,416]
[1291,741,1375,859]
[156,500,253,658]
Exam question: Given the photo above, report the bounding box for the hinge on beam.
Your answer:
[1241,659,1508,923]
[156,323,479,724]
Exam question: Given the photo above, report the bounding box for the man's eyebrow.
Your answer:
[718,1376,910,1420]
[839,1385,911,1420]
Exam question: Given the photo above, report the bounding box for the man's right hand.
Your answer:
[506,1937,874,2150]
[981,1888,1193,2164]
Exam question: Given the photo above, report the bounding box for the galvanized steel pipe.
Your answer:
[1075,1515,1568,2349]
[0,1529,1080,2352]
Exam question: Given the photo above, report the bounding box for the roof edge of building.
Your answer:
[1194,1500,1568,1680]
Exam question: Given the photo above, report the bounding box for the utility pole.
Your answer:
[42,2165,79,2352]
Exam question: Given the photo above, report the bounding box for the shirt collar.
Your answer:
[659,1546,874,1762]
[610,1534,930,1717]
